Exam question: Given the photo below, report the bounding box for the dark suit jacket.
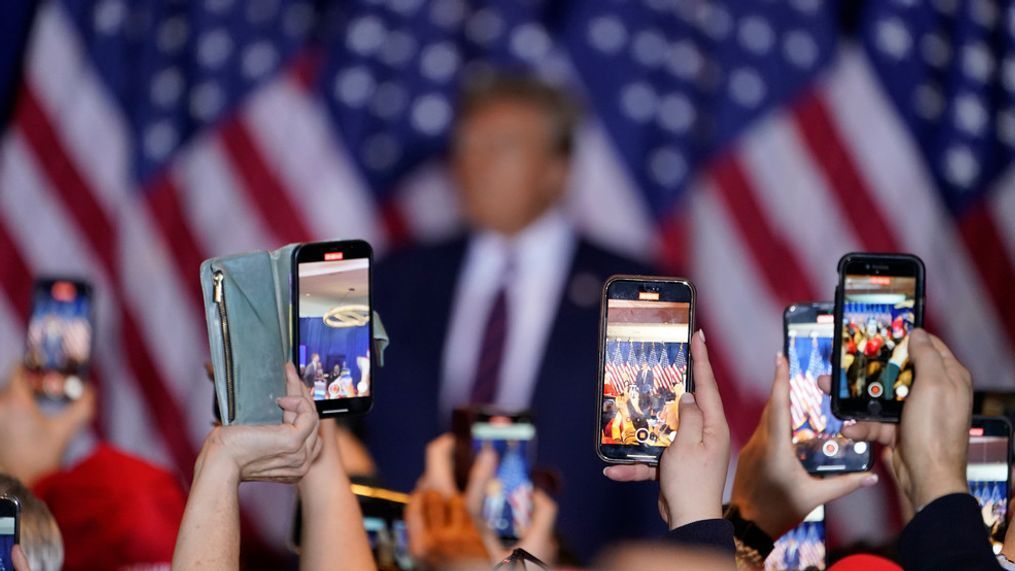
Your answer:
[365,235,661,562]
[898,493,1001,570]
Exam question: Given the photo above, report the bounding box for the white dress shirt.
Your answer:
[440,209,577,415]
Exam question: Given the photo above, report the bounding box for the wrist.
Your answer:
[911,478,968,511]
[195,437,241,488]
[668,506,723,530]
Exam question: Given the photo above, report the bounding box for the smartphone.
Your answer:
[292,240,373,417]
[766,506,825,571]
[290,485,413,570]
[452,407,535,542]
[831,253,925,422]
[0,496,19,571]
[23,278,94,401]
[596,276,694,465]
[968,416,1012,555]
[784,303,872,474]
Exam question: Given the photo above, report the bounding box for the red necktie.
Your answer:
[469,280,510,404]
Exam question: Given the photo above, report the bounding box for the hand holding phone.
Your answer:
[292,241,373,417]
[23,279,94,401]
[831,254,925,422]
[597,276,695,465]
[967,416,1011,555]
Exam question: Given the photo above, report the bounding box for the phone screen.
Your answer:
[839,274,917,404]
[767,506,825,570]
[967,420,1011,554]
[294,241,372,416]
[0,505,15,571]
[599,278,693,463]
[786,305,871,473]
[23,279,93,400]
[472,417,535,540]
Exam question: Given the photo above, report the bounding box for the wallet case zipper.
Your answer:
[213,271,236,422]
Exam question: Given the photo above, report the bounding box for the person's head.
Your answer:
[311,353,320,363]
[451,73,579,236]
[0,475,63,571]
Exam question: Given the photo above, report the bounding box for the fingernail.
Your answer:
[698,329,706,344]
[680,392,695,404]
[602,467,610,476]
[863,474,879,486]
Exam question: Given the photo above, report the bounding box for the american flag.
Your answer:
[1,0,1013,555]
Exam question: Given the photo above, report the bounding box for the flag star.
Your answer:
[283,3,314,38]
[783,30,818,69]
[1000,58,1015,93]
[242,41,279,80]
[511,23,551,62]
[151,67,185,108]
[962,43,995,83]
[190,81,225,121]
[347,16,386,57]
[93,0,127,35]
[587,15,627,55]
[143,120,178,161]
[738,16,775,56]
[420,42,461,82]
[631,29,667,68]
[666,41,702,80]
[969,0,999,29]
[466,8,505,46]
[389,0,424,17]
[334,67,376,108]
[204,0,235,14]
[943,145,980,188]
[157,17,188,54]
[920,32,951,68]
[998,109,1015,146]
[875,17,912,60]
[245,0,279,25]
[363,133,402,171]
[379,31,417,67]
[913,83,944,120]
[620,82,658,122]
[648,146,687,186]
[697,3,732,41]
[411,94,452,135]
[197,29,234,69]
[371,82,408,119]
[932,0,958,15]
[953,93,988,136]
[657,93,695,134]
[789,0,822,15]
[430,0,466,29]
[729,67,766,107]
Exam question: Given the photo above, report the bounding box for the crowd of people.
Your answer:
[1,74,1013,571]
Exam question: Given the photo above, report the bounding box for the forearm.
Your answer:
[172,444,242,571]
[298,452,375,571]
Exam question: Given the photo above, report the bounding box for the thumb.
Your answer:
[767,352,792,440]
[517,489,558,563]
[674,392,704,445]
[807,471,879,506]
[464,446,498,517]
[12,544,31,571]
[284,362,304,397]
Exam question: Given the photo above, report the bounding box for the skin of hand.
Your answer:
[173,364,321,571]
[728,353,879,539]
[0,367,95,485]
[12,545,31,571]
[1002,498,1015,560]
[604,330,732,530]
[297,418,375,571]
[837,329,972,511]
[406,436,489,568]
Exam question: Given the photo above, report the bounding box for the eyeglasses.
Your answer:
[493,548,549,570]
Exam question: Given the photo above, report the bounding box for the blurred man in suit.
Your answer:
[366,74,658,561]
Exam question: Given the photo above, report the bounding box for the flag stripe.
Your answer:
[218,118,313,245]
[144,173,209,310]
[958,204,1015,350]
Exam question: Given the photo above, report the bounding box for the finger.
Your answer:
[422,490,448,530]
[517,489,558,559]
[285,398,319,443]
[673,392,704,446]
[924,331,955,361]
[447,494,472,530]
[816,374,831,395]
[464,446,498,517]
[907,329,947,387]
[688,330,726,432]
[405,493,431,559]
[767,352,792,441]
[807,471,879,506]
[421,434,457,495]
[52,383,97,441]
[12,544,31,571]
[841,421,895,446]
[5,366,33,400]
[284,362,304,397]
[603,464,658,482]
[927,333,972,389]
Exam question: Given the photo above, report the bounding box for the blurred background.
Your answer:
[0,0,1013,564]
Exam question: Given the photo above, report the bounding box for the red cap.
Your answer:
[32,444,186,571]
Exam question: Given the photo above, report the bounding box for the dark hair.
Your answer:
[456,73,580,157]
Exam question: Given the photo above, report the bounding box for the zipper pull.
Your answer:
[213,272,224,303]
